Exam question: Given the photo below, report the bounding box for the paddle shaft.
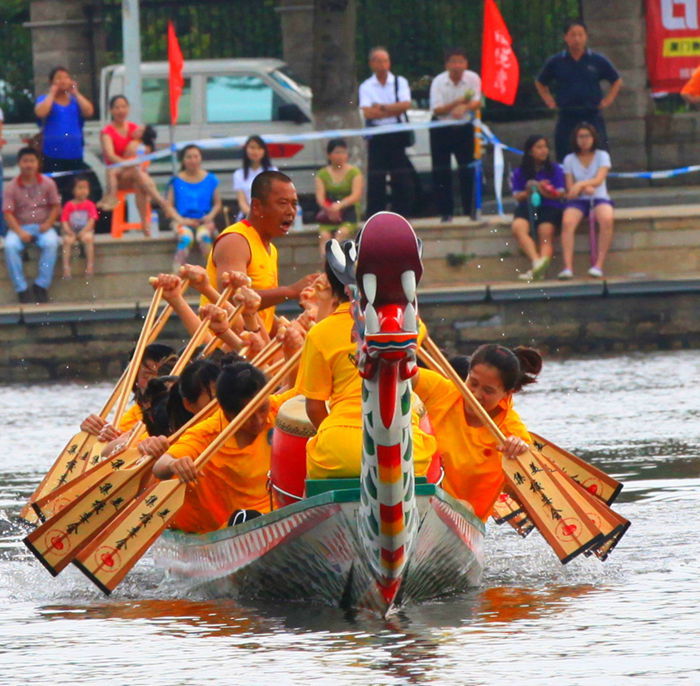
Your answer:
[170,285,237,376]
[74,349,302,593]
[112,288,164,425]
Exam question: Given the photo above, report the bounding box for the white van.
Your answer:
[100,58,325,197]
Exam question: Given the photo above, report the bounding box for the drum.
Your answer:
[270,395,317,508]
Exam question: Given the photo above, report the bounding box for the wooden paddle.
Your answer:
[111,287,165,427]
[199,304,245,357]
[421,337,605,564]
[23,395,220,576]
[169,286,238,376]
[422,345,624,514]
[73,350,302,594]
[529,432,623,505]
[20,287,167,524]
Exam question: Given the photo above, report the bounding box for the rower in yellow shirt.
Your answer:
[296,262,436,480]
[203,170,317,332]
[413,344,541,521]
[152,362,296,534]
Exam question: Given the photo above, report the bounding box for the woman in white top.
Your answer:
[232,135,278,220]
[558,122,614,279]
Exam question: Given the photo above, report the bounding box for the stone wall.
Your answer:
[2,280,699,382]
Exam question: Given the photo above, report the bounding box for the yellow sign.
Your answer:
[663,37,700,57]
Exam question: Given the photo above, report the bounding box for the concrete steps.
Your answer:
[1,204,699,305]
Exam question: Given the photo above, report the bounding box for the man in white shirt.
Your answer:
[359,47,413,217]
[429,48,481,221]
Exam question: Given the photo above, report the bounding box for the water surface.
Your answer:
[1,351,699,684]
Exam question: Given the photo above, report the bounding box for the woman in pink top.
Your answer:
[99,94,171,235]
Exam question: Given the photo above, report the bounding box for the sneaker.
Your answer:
[532,255,551,280]
[17,289,32,304]
[32,284,49,303]
[517,270,534,281]
[557,269,573,280]
[588,266,604,278]
[440,215,453,223]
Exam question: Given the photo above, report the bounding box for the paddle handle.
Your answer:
[113,287,164,425]
[170,284,236,376]
[422,337,507,445]
[200,304,245,357]
[192,349,302,474]
[97,280,190,420]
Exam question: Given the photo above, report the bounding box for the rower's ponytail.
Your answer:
[469,343,542,393]
[512,346,543,391]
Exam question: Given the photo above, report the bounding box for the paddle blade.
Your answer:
[535,450,630,557]
[22,458,153,576]
[32,446,141,522]
[21,431,99,522]
[73,479,185,595]
[491,492,523,525]
[530,432,623,505]
[503,450,605,564]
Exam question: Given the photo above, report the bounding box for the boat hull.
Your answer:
[152,484,485,614]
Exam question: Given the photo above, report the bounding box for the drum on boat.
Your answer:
[270,394,444,510]
[270,395,316,508]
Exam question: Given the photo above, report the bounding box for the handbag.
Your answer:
[394,75,415,148]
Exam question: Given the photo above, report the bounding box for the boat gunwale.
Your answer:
[159,484,485,548]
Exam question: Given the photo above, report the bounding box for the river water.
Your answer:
[1,350,699,685]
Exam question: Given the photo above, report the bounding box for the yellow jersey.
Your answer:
[295,302,436,479]
[203,219,279,332]
[414,368,531,521]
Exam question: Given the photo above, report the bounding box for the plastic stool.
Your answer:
[111,189,151,238]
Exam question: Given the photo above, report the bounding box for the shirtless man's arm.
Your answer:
[212,232,316,310]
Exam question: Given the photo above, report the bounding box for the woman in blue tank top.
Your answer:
[167,145,222,270]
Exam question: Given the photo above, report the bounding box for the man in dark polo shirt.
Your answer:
[535,19,622,161]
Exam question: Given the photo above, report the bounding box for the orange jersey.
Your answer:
[166,394,287,533]
[118,403,142,433]
[414,368,531,521]
[203,219,278,332]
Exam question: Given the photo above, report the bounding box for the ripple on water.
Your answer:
[1,353,700,684]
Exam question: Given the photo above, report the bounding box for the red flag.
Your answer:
[167,20,184,126]
[481,0,519,105]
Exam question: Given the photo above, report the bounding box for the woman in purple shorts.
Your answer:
[559,122,614,279]
[510,135,565,281]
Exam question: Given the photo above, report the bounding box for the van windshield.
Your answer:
[270,68,311,99]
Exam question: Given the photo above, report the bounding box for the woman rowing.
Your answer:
[414,344,541,521]
[295,258,437,480]
[151,341,301,533]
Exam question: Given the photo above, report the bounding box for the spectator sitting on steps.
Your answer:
[3,147,61,303]
[510,135,565,282]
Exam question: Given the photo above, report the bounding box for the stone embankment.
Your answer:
[0,203,699,380]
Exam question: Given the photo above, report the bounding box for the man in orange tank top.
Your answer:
[205,170,317,332]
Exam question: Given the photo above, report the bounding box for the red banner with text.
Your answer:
[646,0,700,93]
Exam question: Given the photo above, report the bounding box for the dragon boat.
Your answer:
[152,213,486,615]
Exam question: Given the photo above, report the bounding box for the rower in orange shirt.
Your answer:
[203,170,317,333]
[413,344,541,521]
[151,346,300,534]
